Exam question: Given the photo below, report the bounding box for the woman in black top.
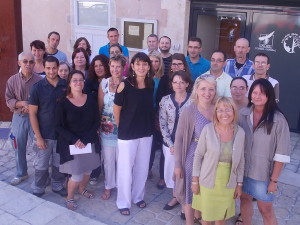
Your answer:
[114,52,155,216]
[55,70,100,210]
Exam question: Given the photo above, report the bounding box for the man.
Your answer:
[185,37,210,81]
[142,34,160,55]
[29,56,67,197]
[98,27,129,58]
[243,53,279,102]
[46,31,68,62]
[5,52,42,185]
[204,50,232,97]
[224,38,254,77]
[159,36,172,75]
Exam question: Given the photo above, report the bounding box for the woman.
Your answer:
[238,79,290,225]
[230,77,248,110]
[174,75,217,225]
[191,97,245,225]
[99,55,126,200]
[159,71,191,211]
[109,44,129,77]
[55,70,100,210]
[30,40,47,77]
[147,50,164,185]
[156,53,191,106]
[83,54,111,100]
[71,48,90,78]
[58,61,71,80]
[114,52,154,216]
[73,37,92,57]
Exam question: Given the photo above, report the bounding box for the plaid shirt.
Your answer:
[224,58,254,78]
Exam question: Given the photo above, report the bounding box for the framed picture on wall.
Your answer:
[121,18,158,51]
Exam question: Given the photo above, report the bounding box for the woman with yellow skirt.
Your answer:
[191,97,245,225]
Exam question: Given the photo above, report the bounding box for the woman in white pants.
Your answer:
[159,70,191,211]
[113,52,155,216]
[99,55,126,200]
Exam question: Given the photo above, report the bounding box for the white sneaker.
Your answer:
[89,178,97,185]
[10,175,29,186]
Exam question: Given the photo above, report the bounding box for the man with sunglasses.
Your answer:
[5,52,42,185]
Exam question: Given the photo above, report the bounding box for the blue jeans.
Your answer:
[11,113,33,177]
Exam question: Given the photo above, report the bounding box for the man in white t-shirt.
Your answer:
[142,34,160,55]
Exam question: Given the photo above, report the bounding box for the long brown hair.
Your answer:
[66,70,85,98]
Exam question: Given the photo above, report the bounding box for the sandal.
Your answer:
[101,189,111,200]
[235,213,243,225]
[194,217,202,224]
[81,189,94,199]
[119,208,130,216]
[163,197,179,210]
[65,199,78,210]
[136,200,147,208]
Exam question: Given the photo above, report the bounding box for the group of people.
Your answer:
[5,27,291,225]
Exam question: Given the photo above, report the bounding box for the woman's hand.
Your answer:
[74,139,86,149]
[170,147,175,155]
[267,180,278,194]
[234,186,242,199]
[191,183,200,195]
[174,168,183,179]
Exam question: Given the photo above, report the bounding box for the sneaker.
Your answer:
[52,188,68,197]
[10,175,28,186]
[89,177,98,185]
[33,191,45,197]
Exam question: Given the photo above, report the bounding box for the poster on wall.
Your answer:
[250,13,300,131]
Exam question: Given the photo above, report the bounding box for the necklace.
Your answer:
[109,77,122,91]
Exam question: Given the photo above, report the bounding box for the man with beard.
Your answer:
[185,37,210,81]
[203,50,232,97]
[224,38,254,77]
[159,36,172,75]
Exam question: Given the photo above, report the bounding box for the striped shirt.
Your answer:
[224,58,254,78]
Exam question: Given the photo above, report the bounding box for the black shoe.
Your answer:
[52,188,68,197]
[33,191,45,197]
[180,212,186,220]
[163,201,179,210]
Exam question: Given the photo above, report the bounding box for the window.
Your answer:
[75,0,109,28]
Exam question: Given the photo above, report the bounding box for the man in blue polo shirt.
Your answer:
[29,56,67,197]
[224,38,254,77]
[99,27,129,58]
[185,37,210,81]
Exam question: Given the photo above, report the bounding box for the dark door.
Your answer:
[0,0,23,121]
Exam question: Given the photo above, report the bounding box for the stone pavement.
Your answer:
[0,120,300,225]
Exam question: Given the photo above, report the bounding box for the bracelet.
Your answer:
[237,183,243,186]
[270,178,278,183]
[192,182,199,185]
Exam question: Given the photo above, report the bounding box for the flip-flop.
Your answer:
[235,213,243,225]
[119,208,130,216]
[194,217,202,224]
[65,199,78,210]
[136,200,147,208]
[101,189,111,200]
[81,189,94,199]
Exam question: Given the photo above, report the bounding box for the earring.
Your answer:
[147,72,150,78]
[133,71,135,77]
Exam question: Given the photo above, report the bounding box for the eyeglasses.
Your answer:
[231,86,246,91]
[211,59,224,63]
[216,108,233,114]
[172,63,184,67]
[71,79,84,83]
[254,61,267,66]
[172,81,187,85]
[22,60,35,64]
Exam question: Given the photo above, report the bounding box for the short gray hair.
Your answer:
[18,51,34,61]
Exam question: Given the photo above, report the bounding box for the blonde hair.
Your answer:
[213,97,238,125]
[148,50,164,79]
[190,74,217,104]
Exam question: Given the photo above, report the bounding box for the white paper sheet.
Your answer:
[69,143,92,155]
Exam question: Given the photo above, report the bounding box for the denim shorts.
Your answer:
[242,177,275,202]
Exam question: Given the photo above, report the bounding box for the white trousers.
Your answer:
[102,145,119,189]
[162,144,175,188]
[116,136,152,209]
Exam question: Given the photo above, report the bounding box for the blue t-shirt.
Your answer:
[98,43,129,58]
[186,56,210,81]
[29,77,67,139]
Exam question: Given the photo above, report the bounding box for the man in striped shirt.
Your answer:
[224,38,254,77]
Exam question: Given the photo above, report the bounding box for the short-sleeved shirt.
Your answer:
[98,43,129,58]
[47,50,68,63]
[114,79,154,140]
[29,77,67,139]
[203,71,232,97]
[162,55,172,76]
[224,58,254,78]
[186,56,210,81]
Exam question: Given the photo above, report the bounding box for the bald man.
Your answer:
[224,38,254,77]
[5,52,42,185]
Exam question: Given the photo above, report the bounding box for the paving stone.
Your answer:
[10,220,31,225]
[0,212,18,224]
[157,211,173,221]
[275,207,290,219]
[145,201,165,214]
[133,210,156,224]
[147,219,166,225]
[286,220,300,225]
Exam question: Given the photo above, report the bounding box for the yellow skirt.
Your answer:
[192,162,235,221]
